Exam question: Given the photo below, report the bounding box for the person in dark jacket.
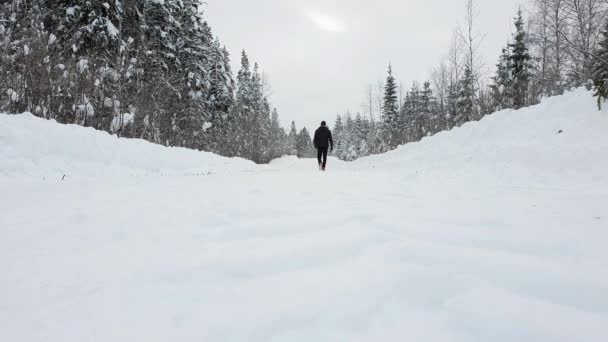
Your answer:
[313,121,334,171]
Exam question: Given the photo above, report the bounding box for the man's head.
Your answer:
[321,121,326,127]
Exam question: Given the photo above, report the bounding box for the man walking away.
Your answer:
[313,121,334,171]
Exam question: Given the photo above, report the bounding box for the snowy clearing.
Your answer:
[1,89,608,341]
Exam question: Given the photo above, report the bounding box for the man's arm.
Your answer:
[313,130,318,149]
[329,131,334,151]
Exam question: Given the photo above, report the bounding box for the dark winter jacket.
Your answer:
[313,126,334,150]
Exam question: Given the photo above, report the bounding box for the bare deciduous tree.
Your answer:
[529,0,608,93]
[562,0,608,85]
[431,62,450,114]
[459,0,485,90]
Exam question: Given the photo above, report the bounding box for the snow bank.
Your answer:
[2,89,605,182]
[0,114,254,180]
[356,88,608,187]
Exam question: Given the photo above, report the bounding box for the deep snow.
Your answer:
[1,89,607,341]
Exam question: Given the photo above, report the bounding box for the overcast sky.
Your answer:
[206,0,528,130]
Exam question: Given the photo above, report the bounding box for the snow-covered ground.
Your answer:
[1,89,608,341]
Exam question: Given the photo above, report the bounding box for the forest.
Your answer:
[0,0,301,163]
[333,0,608,161]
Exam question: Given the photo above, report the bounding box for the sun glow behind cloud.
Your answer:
[306,11,348,33]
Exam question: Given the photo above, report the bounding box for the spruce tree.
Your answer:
[256,97,272,163]
[490,47,514,111]
[208,43,236,155]
[2,0,49,116]
[420,81,436,115]
[509,9,533,110]
[343,114,358,161]
[268,108,284,160]
[382,64,399,149]
[139,0,185,144]
[34,1,123,128]
[175,2,214,150]
[353,113,365,157]
[297,128,313,158]
[456,65,477,126]
[420,81,438,135]
[333,115,344,158]
[209,39,235,113]
[249,62,265,162]
[288,121,298,155]
[446,82,460,129]
[359,115,371,157]
[366,116,383,155]
[404,83,423,141]
[233,51,254,157]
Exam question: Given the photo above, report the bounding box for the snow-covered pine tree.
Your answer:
[247,62,271,163]
[382,64,399,149]
[399,87,411,143]
[509,9,533,110]
[398,83,419,143]
[420,81,436,115]
[0,0,49,115]
[110,0,145,139]
[207,42,236,155]
[359,114,371,157]
[592,19,608,109]
[490,47,514,111]
[233,50,254,157]
[332,115,344,157]
[296,127,313,158]
[275,111,290,158]
[420,81,439,135]
[405,82,424,142]
[455,65,477,126]
[288,121,298,156]
[221,46,237,100]
[353,113,368,157]
[51,0,125,130]
[250,62,262,160]
[111,0,145,139]
[206,40,230,153]
[343,113,358,161]
[446,82,460,129]
[367,116,384,155]
[139,0,185,144]
[0,2,11,110]
[175,2,214,150]
[478,87,495,117]
[267,108,285,160]
[256,97,272,163]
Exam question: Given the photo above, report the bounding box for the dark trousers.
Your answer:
[317,147,328,167]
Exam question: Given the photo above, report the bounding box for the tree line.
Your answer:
[3,0,608,164]
[333,0,608,161]
[0,0,304,164]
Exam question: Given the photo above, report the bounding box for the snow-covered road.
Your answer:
[2,159,608,341]
[2,90,608,341]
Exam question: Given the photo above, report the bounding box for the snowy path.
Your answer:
[2,158,608,341]
[2,90,608,341]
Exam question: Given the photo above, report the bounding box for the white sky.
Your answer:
[206,0,528,130]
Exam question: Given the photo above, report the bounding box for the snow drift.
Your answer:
[0,114,254,180]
